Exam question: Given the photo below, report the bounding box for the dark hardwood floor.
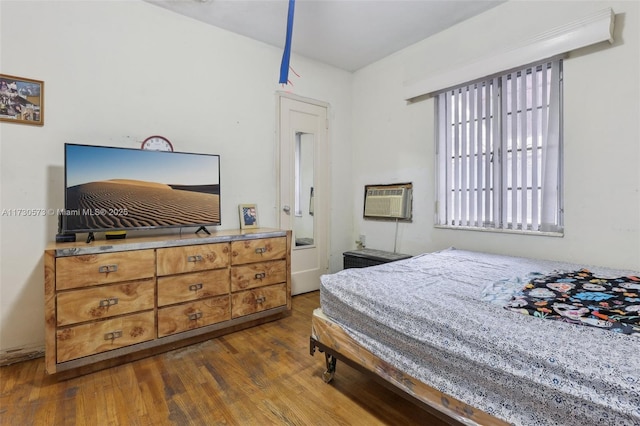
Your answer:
[0,291,447,425]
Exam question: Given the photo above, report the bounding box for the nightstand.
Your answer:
[343,248,412,269]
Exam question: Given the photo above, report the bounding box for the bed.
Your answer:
[310,248,640,426]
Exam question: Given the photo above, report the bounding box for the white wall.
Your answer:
[0,0,352,353]
[352,1,640,270]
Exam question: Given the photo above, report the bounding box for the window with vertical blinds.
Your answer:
[436,59,563,234]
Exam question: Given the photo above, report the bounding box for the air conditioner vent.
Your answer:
[363,184,412,220]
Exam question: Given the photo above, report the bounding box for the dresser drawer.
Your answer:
[56,311,155,363]
[56,250,155,290]
[231,260,286,292]
[231,283,287,319]
[230,237,287,265]
[157,243,229,276]
[57,279,155,326]
[157,295,230,337]
[157,269,230,307]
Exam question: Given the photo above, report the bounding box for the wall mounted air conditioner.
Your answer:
[363,183,413,220]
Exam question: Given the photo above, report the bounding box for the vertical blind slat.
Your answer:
[531,67,540,230]
[453,89,460,225]
[437,93,447,225]
[494,76,502,228]
[520,68,529,229]
[540,63,549,230]
[460,86,468,226]
[468,84,476,226]
[485,81,493,226]
[461,88,466,226]
[509,72,517,229]
[476,83,483,226]
[497,76,509,228]
[444,92,455,225]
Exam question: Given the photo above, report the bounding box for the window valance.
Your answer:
[403,8,615,101]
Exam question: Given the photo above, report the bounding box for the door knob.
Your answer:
[283,205,291,213]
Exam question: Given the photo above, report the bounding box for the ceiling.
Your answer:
[144,0,503,72]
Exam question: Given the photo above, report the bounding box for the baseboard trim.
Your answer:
[0,346,45,366]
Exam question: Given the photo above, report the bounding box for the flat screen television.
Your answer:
[63,143,221,233]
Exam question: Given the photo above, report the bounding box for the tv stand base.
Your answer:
[195,226,211,235]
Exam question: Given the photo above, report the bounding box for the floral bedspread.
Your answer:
[505,269,640,335]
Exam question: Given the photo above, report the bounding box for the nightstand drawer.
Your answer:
[231,283,287,318]
[157,295,230,337]
[56,250,155,290]
[231,260,286,292]
[157,269,230,307]
[56,311,155,363]
[57,279,155,326]
[157,243,229,276]
[230,237,287,265]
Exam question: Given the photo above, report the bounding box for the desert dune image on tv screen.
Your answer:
[64,144,220,232]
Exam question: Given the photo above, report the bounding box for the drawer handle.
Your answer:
[98,264,118,273]
[104,330,123,341]
[255,247,266,254]
[99,297,119,307]
[255,272,266,280]
[256,296,266,304]
[187,255,204,263]
[189,283,204,291]
[188,312,203,321]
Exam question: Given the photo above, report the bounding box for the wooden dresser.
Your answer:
[44,228,291,375]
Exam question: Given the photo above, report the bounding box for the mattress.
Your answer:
[319,248,640,426]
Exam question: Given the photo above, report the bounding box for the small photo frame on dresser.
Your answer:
[239,204,258,229]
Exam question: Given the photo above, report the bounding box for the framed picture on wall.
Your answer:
[0,74,44,126]
[239,204,258,229]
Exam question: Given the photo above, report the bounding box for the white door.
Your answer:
[278,94,329,295]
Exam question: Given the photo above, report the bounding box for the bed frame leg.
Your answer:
[310,337,338,383]
[323,353,337,383]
